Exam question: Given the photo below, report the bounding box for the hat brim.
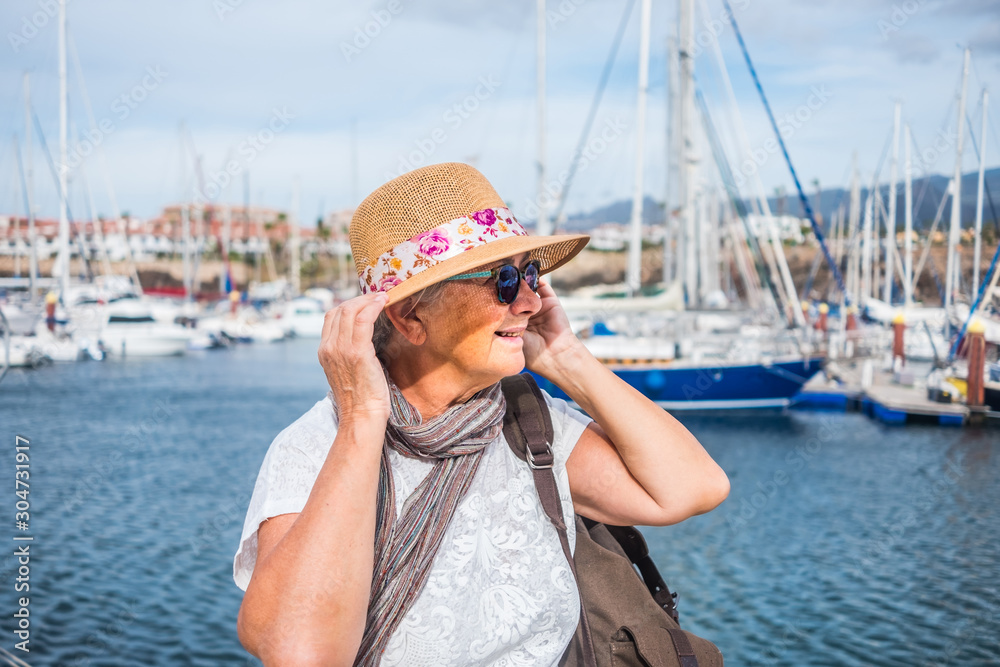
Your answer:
[379,233,590,307]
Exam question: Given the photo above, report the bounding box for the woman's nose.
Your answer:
[510,278,542,315]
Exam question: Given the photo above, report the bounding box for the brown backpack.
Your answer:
[501,373,724,667]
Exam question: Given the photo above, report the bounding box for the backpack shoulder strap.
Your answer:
[603,523,680,623]
[500,373,561,533]
[502,376,702,667]
[500,373,555,468]
[500,372,597,667]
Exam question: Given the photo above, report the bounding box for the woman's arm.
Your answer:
[237,292,391,666]
[523,281,728,527]
[554,346,730,526]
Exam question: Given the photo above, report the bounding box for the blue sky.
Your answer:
[1,0,998,225]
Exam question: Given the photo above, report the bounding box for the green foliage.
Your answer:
[300,257,320,278]
[983,226,997,246]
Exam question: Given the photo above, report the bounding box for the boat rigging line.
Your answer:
[30,105,95,287]
[552,0,636,226]
[721,0,850,305]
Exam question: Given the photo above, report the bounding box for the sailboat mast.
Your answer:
[846,153,861,303]
[290,176,301,295]
[535,0,550,237]
[664,30,678,285]
[944,47,970,314]
[182,204,191,303]
[973,89,988,293]
[220,204,231,295]
[704,191,719,295]
[626,0,651,296]
[871,174,881,301]
[861,184,873,303]
[885,102,900,305]
[903,124,914,307]
[24,73,38,304]
[57,0,69,300]
[678,0,697,306]
[350,118,359,205]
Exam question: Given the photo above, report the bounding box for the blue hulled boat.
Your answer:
[530,355,825,411]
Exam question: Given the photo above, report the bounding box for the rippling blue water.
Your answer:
[650,413,1000,667]
[2,337,998,666]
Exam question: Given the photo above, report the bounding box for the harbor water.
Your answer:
[2,337,997,666]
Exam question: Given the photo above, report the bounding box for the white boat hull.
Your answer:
[101,326,192,357]
[1,337,50,367]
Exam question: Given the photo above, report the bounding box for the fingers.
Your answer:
[320,303,337,342]
[351,293,389,348]
[319,292,386,362]
[536,279,557,299]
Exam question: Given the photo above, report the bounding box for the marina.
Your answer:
[2,337,998,666]
[7,0,998,430]
[1,0,999,664]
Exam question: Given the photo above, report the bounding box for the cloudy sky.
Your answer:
[1,0,998,226]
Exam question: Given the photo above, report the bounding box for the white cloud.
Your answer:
[0,0,997,224]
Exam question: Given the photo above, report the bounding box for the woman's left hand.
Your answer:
[522,280,584,378]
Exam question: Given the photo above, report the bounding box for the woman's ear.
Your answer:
[384,296,428,346]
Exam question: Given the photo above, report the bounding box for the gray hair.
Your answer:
[373,281,449,366]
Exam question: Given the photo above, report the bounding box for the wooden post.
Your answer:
[816,302,828,334]
[846,305,857,332]
[967,319,986,407]
[892,312,905,367]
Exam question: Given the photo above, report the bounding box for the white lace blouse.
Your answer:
[233,387,593,666]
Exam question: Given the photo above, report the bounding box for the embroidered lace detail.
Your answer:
[233,388,592,667]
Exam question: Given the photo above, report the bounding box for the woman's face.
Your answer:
[418,252,541,385]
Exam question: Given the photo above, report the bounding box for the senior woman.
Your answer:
[233,162,729,666]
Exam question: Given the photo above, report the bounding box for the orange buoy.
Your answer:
[816,303,829,334]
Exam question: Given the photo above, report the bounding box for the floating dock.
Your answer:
[861,385,967,426]
[792,362,997,427]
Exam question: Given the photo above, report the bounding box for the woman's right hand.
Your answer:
[318,292,392,426]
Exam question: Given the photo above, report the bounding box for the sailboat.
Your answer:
[3,1,196,359]
[534,0,822,410]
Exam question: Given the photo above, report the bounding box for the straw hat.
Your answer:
[349,162,590,307]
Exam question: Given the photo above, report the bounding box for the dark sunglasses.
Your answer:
[445,259,541,304]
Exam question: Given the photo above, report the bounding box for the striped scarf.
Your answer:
[343,364,506,665]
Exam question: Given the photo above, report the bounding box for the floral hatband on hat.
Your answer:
[349,162,589,307]
[359,206,528,295]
